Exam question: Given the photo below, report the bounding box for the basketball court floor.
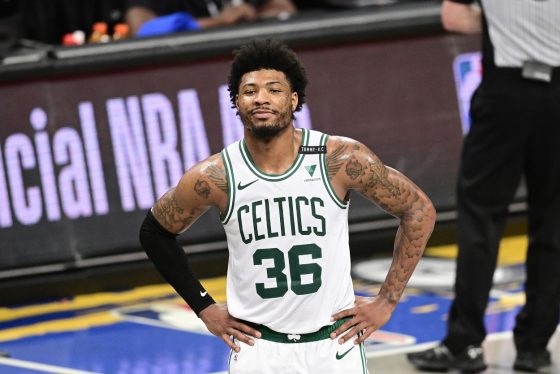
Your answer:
[1,234,559,374]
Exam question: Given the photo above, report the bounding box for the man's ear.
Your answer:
[291,92,298,111]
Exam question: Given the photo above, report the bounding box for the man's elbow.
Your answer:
[441,8,465,33]
[419,196,437,233]
[441,1,481,34]
[427,201,437,229]
[441,16,460,33]
[442,15,474,34]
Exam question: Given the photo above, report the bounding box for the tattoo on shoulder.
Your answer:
[206,164,228,194]
[345,158,365,180]
[326,143,347,179]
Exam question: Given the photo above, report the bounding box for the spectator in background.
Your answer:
[1,0,126,45]
[408,0,560,373]
[0,0,20,56]
[125,0,297,36]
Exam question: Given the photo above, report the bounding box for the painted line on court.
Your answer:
[365,331,516,358]
[112,309,210,335]
[0,357,102,374]
[366,341,438,358]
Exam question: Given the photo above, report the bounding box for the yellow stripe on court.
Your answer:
[487,292,526,313]
[411,304,440,314]
[425,235,529,314]
[425,235,527,265]
[0,284,175,322]
[0,277,227,323]
[0,311,120,341]
[0,277,227,341]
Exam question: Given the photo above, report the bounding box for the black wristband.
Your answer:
[139,210,216,316]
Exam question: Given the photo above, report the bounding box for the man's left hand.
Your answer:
[330,295,396,345]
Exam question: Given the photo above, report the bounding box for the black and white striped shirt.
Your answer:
[451,0,560,68]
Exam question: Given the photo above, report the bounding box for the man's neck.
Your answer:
[244,125,301,175]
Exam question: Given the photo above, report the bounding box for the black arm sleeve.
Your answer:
[139,210,216,316]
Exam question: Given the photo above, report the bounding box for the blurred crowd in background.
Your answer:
[0,0,400,50]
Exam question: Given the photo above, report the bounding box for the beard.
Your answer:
[239,108,293,141]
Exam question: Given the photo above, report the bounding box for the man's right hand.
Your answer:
[199,303,262,352]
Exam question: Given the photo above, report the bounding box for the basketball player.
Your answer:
[139,39,436,373]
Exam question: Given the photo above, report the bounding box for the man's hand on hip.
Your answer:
[199,303,262,352]
[330,295,395,345]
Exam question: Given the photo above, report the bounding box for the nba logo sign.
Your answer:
[452,52,482,134]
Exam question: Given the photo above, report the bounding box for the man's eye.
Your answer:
[244,90,255,95]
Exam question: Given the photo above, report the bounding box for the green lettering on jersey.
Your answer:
[252,244,323,299]
[274,197,287,237]
[252,200,265,241]
[287,197,296,236]
[311,197,326,236]
[235,195,327,242]
[238,204,252,244]
[264,200,279,238]
[295,196,311,235]
[253,248,289,298]
[289,244,322,295]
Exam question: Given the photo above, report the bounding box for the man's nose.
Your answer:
[254,89,270,104]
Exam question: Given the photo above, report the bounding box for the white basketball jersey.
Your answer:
[220,128,355,334]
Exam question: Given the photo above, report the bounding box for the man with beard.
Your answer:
[139,38,436,373]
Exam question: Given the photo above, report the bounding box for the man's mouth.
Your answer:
[251,108,275,119]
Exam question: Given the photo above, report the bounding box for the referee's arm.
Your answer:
[441,0,482,34]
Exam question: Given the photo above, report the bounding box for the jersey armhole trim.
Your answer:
[320,134,348,209]
[220,148,235,224]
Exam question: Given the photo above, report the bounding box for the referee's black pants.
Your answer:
[443,70,560,354]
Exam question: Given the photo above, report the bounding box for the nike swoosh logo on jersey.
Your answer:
[335,346,355,360]
[237,179,258,190]
[200,291,207,297]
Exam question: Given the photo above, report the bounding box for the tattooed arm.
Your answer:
[152,153,228,233]
[141,153,261,352]
[327,136,436,345]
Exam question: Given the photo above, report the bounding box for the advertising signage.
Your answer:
[0,35,478,272]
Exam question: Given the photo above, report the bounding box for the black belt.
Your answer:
[484,66,560,85]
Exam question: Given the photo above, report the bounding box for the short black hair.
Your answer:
[227,39,308,112]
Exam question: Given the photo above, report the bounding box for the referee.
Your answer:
[408,0,560,372]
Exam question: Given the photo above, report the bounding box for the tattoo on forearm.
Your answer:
[379,188,433,303]
[194,179,211,199]
[380,228,410,302]
[207,164,228,194]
